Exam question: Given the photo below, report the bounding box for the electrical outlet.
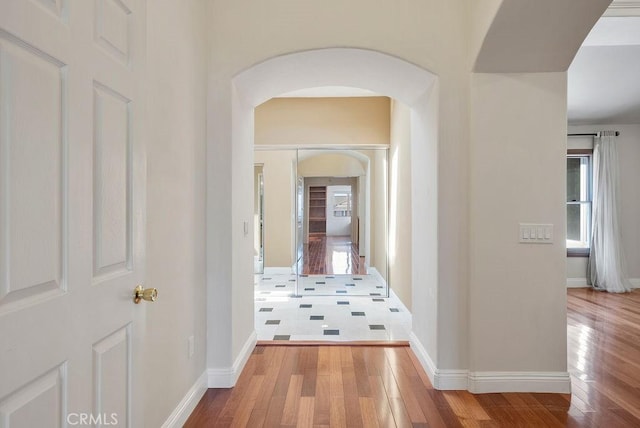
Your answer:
[188,335,195,359]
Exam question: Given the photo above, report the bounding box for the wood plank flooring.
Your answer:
[301,236,365,275]
[185,288,640,427]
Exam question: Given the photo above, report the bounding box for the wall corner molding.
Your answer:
[409,332,469,390]
[161,371,208,428]
[208,331,257,388]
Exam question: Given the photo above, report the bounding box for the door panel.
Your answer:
[0,32,66,310]
[0,0,146,426]
[92,82,131,280]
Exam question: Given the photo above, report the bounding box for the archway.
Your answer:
[208,48,441,387]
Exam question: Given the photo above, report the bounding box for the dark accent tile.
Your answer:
[372,298,385,302]
[259,308,273,312]
[289,279,296,282]
[265,320,280,325]
[273,335,290,340]
[325,276,335,279]
[300,274,308,277]
[262,278,272,280]
[376,286,384,289]
[310,315,324,320]
[370,293,381,296]
[290,294,302,298]
[353,277,363,280]
[300,304,312,308]
[345,283,355,287]
[304,288,315,291]
[369,324,386,330]
[390,308,400,312]
[315,281,326,285]
[337,301,350,305]
[351,311,365,316]
[324,329,340,335]
[336,290,347,294]
[275,284,286,288]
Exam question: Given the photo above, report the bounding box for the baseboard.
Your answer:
[207,331,257,388]
[161,371,208,428]
[263,267,293,275]
[467,371,571,394]
[409,332,468,390]
[409,333,571,393]
[409,332,437,386]
[567,278,588,288]
[567,278,640,288]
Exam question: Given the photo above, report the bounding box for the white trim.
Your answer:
[161,371,208,428]
[567,278,640,288]
[467,371,571,394]
[409,332,437,385]
[409,332,469,390]
[409,333,572,393]
[567,278,588,288]
[262,267,293,275]
[207,331,257,388]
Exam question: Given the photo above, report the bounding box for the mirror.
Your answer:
[295,149,388,296]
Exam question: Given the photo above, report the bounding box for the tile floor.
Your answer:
[255,274,412,341]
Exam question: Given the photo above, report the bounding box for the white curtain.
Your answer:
[588,131,632,293]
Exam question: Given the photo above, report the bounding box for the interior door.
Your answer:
[0,1,147,426]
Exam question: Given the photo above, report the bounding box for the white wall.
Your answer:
[389,100,413,310]
[469,73,568,377]
[146,0,207,425]
[567,124,640,284]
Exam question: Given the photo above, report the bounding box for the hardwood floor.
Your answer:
[301,236,365,275]
[185,288,640,427]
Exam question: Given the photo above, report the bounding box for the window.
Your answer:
[333,192,352,217]
[566,152,592,256]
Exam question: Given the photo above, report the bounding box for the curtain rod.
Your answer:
[567,132,620,137]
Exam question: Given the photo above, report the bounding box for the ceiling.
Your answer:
[568,3,640,124]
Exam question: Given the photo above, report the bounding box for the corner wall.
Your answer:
[146,0,208,425]
[389,100,413,310]
[469,72,569,391]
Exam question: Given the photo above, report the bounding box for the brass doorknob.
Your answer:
[134,285,158,304]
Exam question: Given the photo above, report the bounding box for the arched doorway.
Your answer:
[210,47,442,386]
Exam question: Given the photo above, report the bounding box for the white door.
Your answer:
[0,0,147,427]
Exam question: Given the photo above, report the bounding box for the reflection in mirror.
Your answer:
[296,149,389,297]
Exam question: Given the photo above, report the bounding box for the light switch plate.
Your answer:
[519,223,553,244]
